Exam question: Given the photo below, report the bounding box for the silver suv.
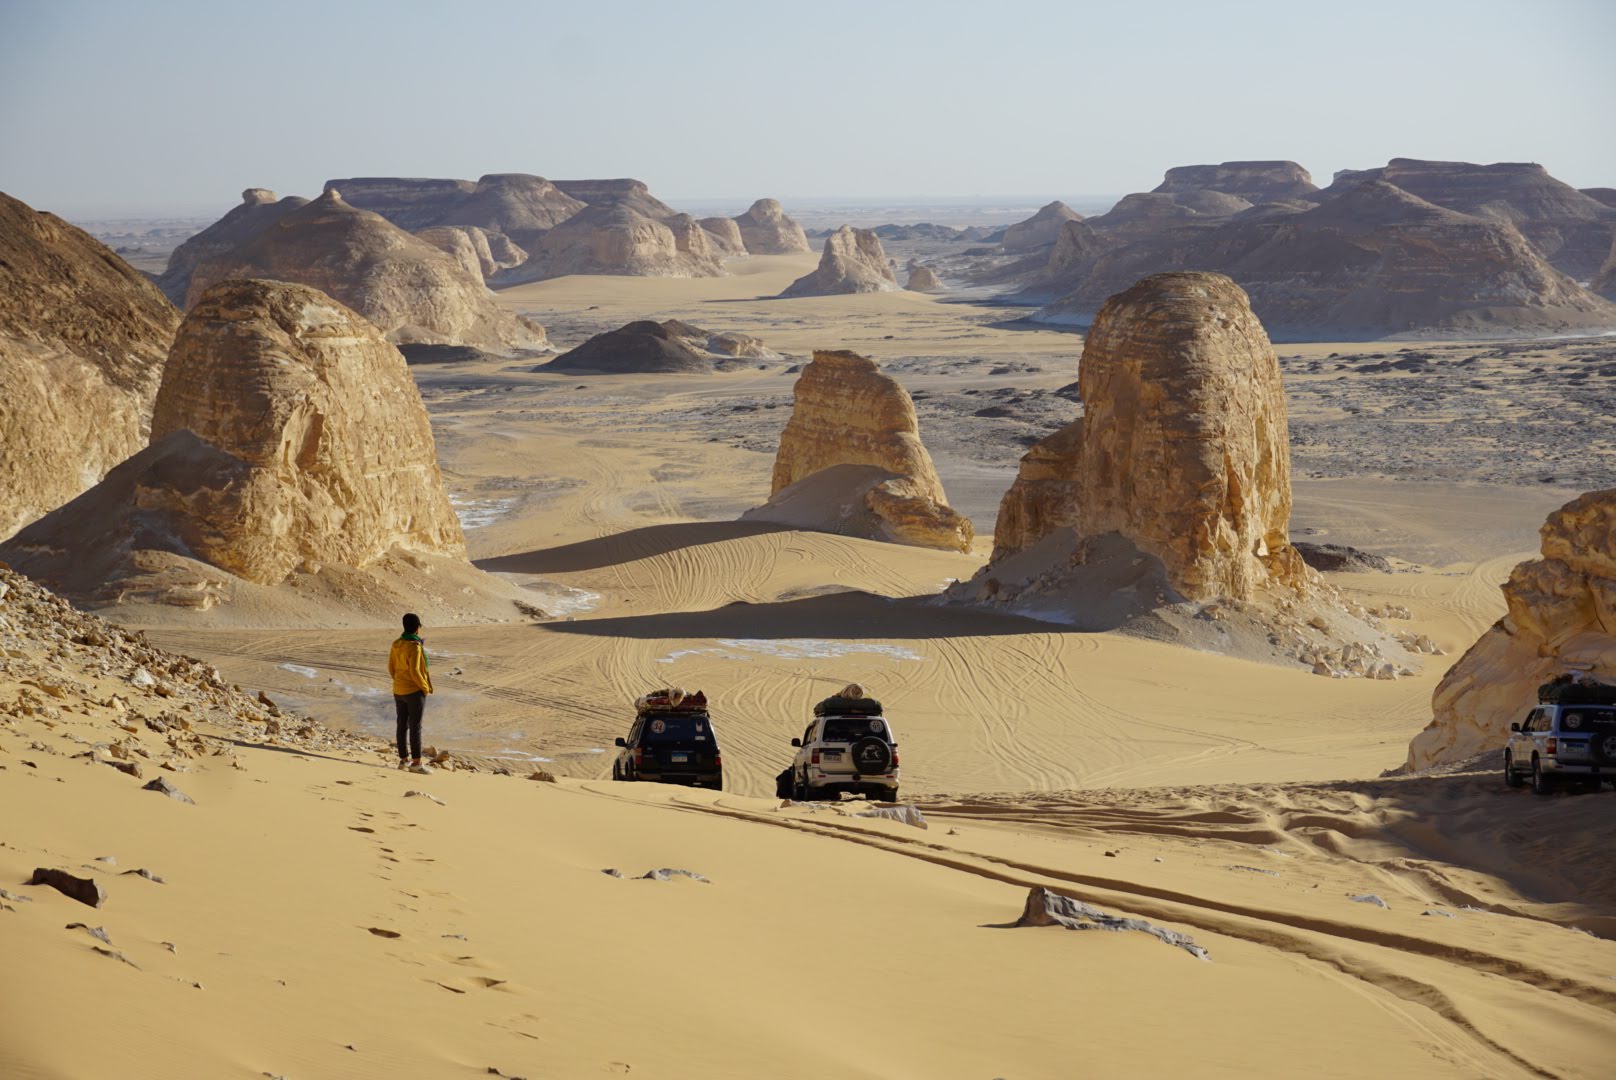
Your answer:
[788,703,900,802]
[1504,703,1616,794]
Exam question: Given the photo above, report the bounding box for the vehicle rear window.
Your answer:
[1560,708,1616,731]
[821,717,890,743]
[640,714,714,742]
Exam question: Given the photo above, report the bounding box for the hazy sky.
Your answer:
[2,0,1612,218]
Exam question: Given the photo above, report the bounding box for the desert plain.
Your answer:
[4,236,1615,1080]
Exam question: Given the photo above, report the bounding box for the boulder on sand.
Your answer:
[905,264,943,292]
[780,227,898,297]
[744,350,972,552]
[1406,489,1616,769]
[732,198,810,254]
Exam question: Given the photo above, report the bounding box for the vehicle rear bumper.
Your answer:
[1541,760,1612,775]
[636,771,722,787]
[805,771,898,795]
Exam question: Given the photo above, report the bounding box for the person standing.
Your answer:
[389,613,433,773]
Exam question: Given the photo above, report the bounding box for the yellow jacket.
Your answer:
[389,636,432,696]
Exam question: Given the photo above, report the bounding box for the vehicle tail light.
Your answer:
[713,753,722,769]
[811,750,821,765]
[1545,738,1557,754]
[634,747,644,767]
[891,750,900,767]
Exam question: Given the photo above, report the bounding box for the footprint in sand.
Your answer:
[366,927,402,939]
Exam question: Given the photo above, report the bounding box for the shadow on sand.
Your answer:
[539,590,1057,642]
[476,521,794,575]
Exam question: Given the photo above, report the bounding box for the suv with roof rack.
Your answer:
[613,688,722,789]
[1505,702,1616,795]
[784,690,900,802]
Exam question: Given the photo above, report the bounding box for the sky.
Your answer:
[1,0,1613,219]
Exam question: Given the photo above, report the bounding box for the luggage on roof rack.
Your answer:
[1537,675,1616,705]
[635,688,709,714]
[813,695,883,717]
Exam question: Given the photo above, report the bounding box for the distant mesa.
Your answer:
[1000,201,1083,254]
[698,216,747,255]
[1317,158,1616,280]
[324,173,583,249]
[156,187,309,305]
[1582,187,1616,210]
[1153,160,1319,203]
[185,189,548,353]
[1030,170,1616,339]
[733,198,811,254]
[744,350,973,552]
[1,280,523,622]
[873,222,973,242]
[905,263,943,292]
[1407,489,1616,770]
[0,190,181,540]
[539,319,774,375]
[780,226,898,297]
[959,272,1409,674]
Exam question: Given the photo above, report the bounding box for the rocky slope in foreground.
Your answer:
[0,191,181,541]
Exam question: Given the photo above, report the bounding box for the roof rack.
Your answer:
[813,695,883,718]
[635,688,709,714]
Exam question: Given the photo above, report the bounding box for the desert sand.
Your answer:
[4,249,1614,1079]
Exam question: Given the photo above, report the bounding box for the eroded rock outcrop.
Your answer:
[499,202,725,283]
[744,350,972,551]
[1001,201,1083,254]
[156,188,310,304]
[541,319,771,374]
[964,273,1405,671]
[1407,490,1616,769]
[0,280,528,621]
[0,191,181,540]
[186,189,547,352]
[414,225,528,279]
[325,174,583,249]
[780,227,898,297]
[698,216,747,255]
[733,198,810,254]
[1154,161,1318,203]
[1017,273,1302,599]
[1035,181,1616,338]
[1593,234,1616,300]
[905,264,943,292]
[1320,158,1616,280]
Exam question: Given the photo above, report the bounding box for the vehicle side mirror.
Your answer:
[790,738,801,747]
[1509,723,1520,733]
[614,737,627,747]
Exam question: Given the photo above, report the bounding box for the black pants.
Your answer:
[394,692,424,761]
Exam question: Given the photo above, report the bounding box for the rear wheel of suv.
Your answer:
[791,770,809,801]
[1531,757,1556,796]
[1503,751,1524,788]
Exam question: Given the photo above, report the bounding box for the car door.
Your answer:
[1510,709,1536,763]
[625,718,644,777]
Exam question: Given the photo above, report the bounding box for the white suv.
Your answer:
[787,700,900,802]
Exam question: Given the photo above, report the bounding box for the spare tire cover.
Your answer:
[851,736,893,774]
[1594,732,1616,764]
